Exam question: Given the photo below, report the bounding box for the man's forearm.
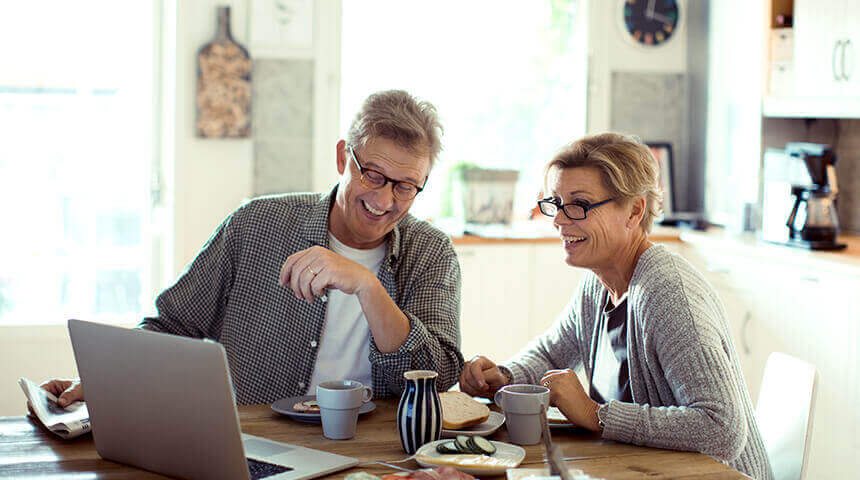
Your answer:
[356,278,410,353]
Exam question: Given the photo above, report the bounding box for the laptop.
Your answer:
[67,319,359,480]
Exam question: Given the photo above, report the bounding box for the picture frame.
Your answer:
[646,142,675,219]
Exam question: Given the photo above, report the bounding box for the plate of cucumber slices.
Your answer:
[413,436,526,476]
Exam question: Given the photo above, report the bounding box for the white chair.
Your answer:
[755,352,818,480]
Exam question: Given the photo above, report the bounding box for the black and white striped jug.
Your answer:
[397,370,442,454]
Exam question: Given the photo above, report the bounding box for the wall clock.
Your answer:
[619,0,681,47]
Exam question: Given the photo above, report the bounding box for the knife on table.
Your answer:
[540,405,574,480]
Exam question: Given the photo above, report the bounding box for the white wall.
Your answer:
[586,0,687,133]
[171,0,255,274]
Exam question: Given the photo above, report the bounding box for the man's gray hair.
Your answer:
[346,90,444,169]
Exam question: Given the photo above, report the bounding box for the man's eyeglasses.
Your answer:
[537,197,614,220]
[348,146,426,201]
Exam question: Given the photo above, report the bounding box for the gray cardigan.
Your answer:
[504,244,773,480]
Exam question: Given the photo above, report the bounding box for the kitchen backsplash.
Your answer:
[251,58,314,196]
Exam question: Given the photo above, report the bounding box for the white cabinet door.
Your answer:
[749,269,858,480]
[655,239,860,478]
[794,0,844,96]
[528,243,587,340]
[455,244,531,364]
[841,0,860,90]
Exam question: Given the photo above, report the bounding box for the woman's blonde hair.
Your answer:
[544,132,662,232]
[346,90,444,169]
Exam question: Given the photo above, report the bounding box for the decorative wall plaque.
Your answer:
[196,6,252,138]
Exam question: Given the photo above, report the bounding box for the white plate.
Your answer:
[414,439,526,476]
[546,406,573,428]
[270,395,376,423]
[442,411,505,437]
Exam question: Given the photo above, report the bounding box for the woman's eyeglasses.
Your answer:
[537,197,614,220]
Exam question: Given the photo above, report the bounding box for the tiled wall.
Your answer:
[835,120,860,233]
[609,72,691,212]
[251,59,314,196]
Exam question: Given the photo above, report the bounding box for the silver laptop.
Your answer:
[68,319,359,480]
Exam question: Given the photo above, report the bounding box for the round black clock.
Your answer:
[621,0,680,47]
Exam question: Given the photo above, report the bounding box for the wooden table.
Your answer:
[0,399,748,479]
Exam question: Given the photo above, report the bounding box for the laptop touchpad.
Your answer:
[244,437,296,458]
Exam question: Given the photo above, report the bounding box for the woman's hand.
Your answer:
[540,369,601,432]
[459,356,509,398]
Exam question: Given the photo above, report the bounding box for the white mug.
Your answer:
[494,384,550,445]
[316,380,372,440]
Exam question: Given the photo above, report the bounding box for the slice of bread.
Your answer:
[440,391,490,430]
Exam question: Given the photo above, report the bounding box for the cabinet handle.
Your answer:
[833,40,844,81]
[844,39,853,80]
[740,311,751,355]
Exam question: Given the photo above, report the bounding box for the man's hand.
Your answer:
[40,379,84,408]
[540,369,601,432]
[279,246,378,302]
[459,356,509,398]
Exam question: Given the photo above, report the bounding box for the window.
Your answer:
[0,1,160,325]
[340,0,588,221]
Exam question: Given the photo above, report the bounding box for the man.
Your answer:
[43,90,464,406]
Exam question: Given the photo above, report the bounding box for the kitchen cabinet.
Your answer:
[668,234,860,480]
[764,0,860,117]
[455,242,586,364]
[528,244,586,340]
[793,0,845,96]
[455,244,531,363]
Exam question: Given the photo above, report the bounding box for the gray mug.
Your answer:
[494,384,551,445]
[316,380,372,440]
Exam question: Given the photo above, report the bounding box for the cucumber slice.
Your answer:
[471,436,496,455]
[435,441,460,454]
[454,435,474,453]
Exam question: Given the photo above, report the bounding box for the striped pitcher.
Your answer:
[397,370,442,454]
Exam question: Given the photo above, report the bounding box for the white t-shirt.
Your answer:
[307,233,387,394]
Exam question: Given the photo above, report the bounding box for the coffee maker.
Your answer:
[783,142,846,250]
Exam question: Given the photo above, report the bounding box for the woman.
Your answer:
[459,133,773,480]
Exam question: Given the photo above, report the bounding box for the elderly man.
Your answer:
[44,90,463,405]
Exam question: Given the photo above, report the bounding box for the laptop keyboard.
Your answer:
[247,458,293,479]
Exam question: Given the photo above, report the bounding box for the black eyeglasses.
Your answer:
[537,197,614,220]
[348,146,426,201]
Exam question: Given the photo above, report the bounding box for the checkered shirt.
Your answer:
[140,188,464,405]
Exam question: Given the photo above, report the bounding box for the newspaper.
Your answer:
[18,377,91,439]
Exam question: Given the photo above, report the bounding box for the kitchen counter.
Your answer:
[447,222,682,245]
[678,228,860,276]
[446,219,860,275]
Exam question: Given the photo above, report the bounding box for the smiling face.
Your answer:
[546,166,639,270]
[329,137,430,249]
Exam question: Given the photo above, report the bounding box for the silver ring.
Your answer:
[306,266,318,276]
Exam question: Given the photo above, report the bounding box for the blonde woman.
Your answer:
[460,133,773,480]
